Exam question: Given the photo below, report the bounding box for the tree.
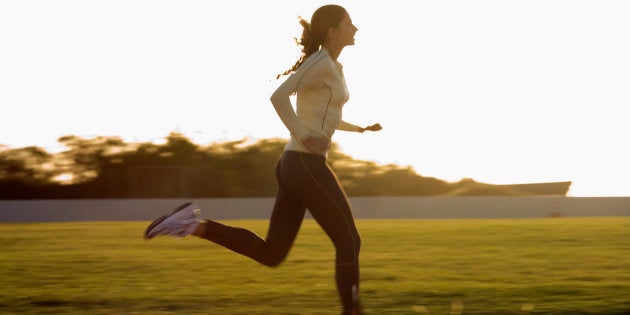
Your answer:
[0,133,567,199]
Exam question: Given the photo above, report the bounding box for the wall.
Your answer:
[1,196,628,222]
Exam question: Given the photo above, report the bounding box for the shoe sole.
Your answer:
[144,202,194,239]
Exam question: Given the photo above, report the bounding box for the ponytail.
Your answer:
[276,17,319,79]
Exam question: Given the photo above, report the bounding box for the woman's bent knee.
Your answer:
[258,246,288,267]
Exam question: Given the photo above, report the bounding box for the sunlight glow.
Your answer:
[1,0,629,196]
[52,173,74,184]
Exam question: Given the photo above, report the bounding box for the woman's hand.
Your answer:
[359,123,383,133]
[301,136,331,155]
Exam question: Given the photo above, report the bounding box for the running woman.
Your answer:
[144,5,381,315]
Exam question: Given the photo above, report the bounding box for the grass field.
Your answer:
[1,217,629,314]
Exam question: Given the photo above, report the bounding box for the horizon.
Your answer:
[1,0,629,197]
[0,131,601,196]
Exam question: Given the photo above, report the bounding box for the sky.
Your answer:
[1,0,629,197]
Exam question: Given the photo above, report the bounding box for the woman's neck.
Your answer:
[322,42,343,61]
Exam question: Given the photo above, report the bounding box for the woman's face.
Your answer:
[332,13,358,47]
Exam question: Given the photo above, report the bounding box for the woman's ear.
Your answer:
[327,26,338,40]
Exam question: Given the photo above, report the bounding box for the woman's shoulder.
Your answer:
[299,49,336,73]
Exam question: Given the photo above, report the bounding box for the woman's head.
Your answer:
[278,5,355,78]
[301,5,349,55]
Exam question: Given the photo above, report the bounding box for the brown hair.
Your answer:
[277,5,347,79]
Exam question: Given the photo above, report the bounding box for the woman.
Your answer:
[144,5,381,314]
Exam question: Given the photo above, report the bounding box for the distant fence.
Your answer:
[0,196,628,222]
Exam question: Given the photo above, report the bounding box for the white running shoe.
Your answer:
[144,202,203,239]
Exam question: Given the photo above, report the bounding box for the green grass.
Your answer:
[1,218,629,314]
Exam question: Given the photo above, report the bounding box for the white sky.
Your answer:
[1,0,629,197]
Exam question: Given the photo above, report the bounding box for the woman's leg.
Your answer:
[195,158,307,267]
[280,152,361,312]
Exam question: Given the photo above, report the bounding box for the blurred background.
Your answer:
[1,0,629,197]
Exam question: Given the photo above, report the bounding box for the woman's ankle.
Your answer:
[342,304,361,315]
[192,221,207,237]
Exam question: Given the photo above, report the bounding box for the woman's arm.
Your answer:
[270,52,328,141]
[271,86,330,154]
[270,52,330,154]
[337,120,363,132]
[270,77,309,141]
[337,121,383,133]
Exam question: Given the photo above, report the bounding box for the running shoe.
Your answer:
[144,202,202,239]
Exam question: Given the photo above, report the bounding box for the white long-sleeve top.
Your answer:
[270,48,361,155]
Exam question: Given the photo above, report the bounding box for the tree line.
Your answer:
[0,132,562,199]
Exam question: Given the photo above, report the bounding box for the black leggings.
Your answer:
[201,151,361,311]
